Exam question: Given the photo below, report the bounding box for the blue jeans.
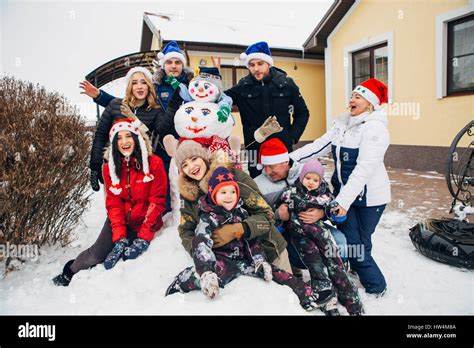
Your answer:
[281,222,348,269]
[339,204,387,294]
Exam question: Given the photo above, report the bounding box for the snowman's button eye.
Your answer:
[194,83,199,87]
[201,108,211,116]
[204,83,211,90]
[185,107,194,114]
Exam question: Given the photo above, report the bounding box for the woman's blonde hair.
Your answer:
[123,72,159,111]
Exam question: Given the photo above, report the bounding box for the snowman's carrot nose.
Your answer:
[198,87,204,92]
[191,117,198,122]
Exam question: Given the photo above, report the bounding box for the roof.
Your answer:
[303,0,355,54]
[84,50,157,88]
[142,12,325,60]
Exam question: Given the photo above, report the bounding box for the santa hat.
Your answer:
[207,166,240,208]
[107,119,154,195]
[125,67,153,85]
[257,138,289,170]
[352,78,388,110]
[157,41,186,67]
[299,159,324,182]
[240,41,273,68]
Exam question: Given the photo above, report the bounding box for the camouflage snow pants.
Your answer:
[290,221,363,315]
[167,237,314,307]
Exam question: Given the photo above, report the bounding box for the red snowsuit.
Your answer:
[103,154,167,242]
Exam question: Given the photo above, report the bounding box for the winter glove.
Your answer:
[216,105,231,123]
[165,74,180,90]
[254,116,283,143]
[90,170,103,192]
[254,260,273,282]
[120,104,149,133]
[200,271,220,299]
[211,223,244,248]
[104,238,129,270]
[123,238,150,260]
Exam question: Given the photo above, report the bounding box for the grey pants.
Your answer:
[70,219,136,274]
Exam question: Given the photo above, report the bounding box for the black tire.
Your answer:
[409,219,474,269]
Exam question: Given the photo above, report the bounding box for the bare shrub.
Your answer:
[0,76,91,255]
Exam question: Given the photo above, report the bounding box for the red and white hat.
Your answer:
[256,138,289,170]
[107,118,154,195]
[352,78,388,110]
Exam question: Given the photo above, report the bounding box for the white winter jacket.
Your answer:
[289,110,391,210]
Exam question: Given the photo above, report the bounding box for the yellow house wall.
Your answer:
[185,54,326,143]
[330,0,473,147]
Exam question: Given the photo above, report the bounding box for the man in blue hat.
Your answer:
[225,41,310,178]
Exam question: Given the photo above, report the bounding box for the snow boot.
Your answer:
[369,287,387,298]
[165,276,182,296]
[255,261,273,282]
[300,293,319,312]
[315,288,336,307]
[200,271,220,299]
[320,297,340,316]
[52,259,75,286]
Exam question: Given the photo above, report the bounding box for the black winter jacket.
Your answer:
[89,98,165,171]
[225,67,310,152]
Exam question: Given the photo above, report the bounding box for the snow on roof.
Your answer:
[145,4,332,51]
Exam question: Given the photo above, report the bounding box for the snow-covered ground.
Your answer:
[1,171,473,315]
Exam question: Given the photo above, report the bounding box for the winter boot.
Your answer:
[200,271,220,299]
[300,294,319,312]
[255,261,273,282]
[52,260,75,286]
[165,276,182,296]
[320,297,340,316]
[315,288,336,307]
[369,287,387,298]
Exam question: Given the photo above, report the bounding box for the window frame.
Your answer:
[446,14,474,96]
[351,43,388,90]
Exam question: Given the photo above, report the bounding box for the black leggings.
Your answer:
[70,219,136,274]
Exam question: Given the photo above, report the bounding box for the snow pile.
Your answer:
[0,189,472,315]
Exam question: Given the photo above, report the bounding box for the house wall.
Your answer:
[327,0,473,171]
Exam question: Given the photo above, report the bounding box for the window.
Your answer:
[220,65,248,90]
[352,43,388,89]
[447,14,474,94]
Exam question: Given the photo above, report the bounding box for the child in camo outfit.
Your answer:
[280,159,364,315]
[166,166,319,311]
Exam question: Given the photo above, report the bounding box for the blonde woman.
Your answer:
[89,67,165,192]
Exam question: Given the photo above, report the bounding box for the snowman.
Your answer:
[163,67,241,166]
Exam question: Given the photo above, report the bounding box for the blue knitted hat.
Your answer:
[240,41,273,68]
[157,41,186,67]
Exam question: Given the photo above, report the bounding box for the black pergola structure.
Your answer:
[85,50,158,122]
